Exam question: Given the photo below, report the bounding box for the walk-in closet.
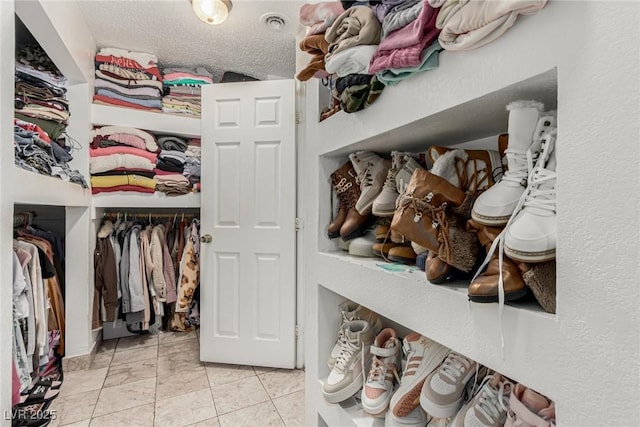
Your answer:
[1,1,639,427]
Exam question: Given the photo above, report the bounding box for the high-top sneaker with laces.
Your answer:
[389,333,449,417]
[420,351,479,418]
[328,301,382,368]
[385,406,430,427]
[472,102,556,226]
[350,151,392,215]
[374,151,411,217]
[504,132,557,262]
[396,155,425,196]
[329,161,370,240]
[322,320,375,403]
[362,328,401,416]
[504,384,556,427]
[451,374,513,427]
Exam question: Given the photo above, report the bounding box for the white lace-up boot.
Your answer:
[389,333,449,417]
[322,320,375,403]
[362,328,401,416]
[373,151,410,217]
[472,101,554,225]
[328,301,382,368]
[451,374,513,427]
[420,351,478,418]
[504,132,557,262]
[350,151,391,215]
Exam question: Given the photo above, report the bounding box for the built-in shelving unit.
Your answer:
[302,1,640,426]
[91,104,201,138]
[92,191,200,208]
[12,168,91,207]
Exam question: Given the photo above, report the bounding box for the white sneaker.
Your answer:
[362,328,401,416]
[504,132,557,262]
[322,320,375,403]
[385,406,430,427]
[450,374,513,427]
[420,351,478,418]
[389,333,449,417]
[472,101,556,225]
[350,151,391,215]
[373,151,409,217]
[328,301,382,368]
[349,229,377,257]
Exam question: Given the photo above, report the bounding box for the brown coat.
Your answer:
[93,222,118,328]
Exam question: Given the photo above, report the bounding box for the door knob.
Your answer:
[200,234,213,243]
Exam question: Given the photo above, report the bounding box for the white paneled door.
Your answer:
[199,80,296,368]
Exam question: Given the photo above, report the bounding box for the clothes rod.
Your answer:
[102,212,199,220]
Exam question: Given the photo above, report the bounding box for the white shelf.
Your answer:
[314,251,558,398]
[13,168,91,207]
[91,191,201,208]
[313,380,384,427]
[91,104,201,138]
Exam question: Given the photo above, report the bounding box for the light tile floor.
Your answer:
[49,330,305,427]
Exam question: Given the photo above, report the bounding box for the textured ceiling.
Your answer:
[77,0,303,81]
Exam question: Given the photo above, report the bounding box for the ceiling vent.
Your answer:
[260,13,287,32]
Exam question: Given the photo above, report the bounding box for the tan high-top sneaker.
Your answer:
[349,151,391,215]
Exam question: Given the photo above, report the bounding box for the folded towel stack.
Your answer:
[93,48,163,111]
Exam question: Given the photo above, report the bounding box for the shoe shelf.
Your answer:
[12,167,91,207]
[91,104,201,138]
[313,379,384,427]
[315,251,556,397]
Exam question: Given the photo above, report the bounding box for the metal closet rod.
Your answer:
[102,212,199,220]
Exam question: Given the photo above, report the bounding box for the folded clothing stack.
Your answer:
[93,48,163,111]
[162,67,213,117]
[15,44,69,141]
[154,135,191,195]
[14,45,88,187]
[184,139,201,191]
[90,126,159,194]
[14,119,88,187]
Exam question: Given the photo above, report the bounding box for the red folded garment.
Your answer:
[153,168,183,176]
[93,95,162,112]
[90,146,158,163]
[91,185,156,195]
[95,54,163,81]
[14,118,52,143]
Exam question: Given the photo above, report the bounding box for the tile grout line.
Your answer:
[254,371,288,426]
[153,339,159,427]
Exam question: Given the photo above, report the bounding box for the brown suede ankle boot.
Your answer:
[391,169,478,272]
[466,219,528,303]
[519,261,556,314]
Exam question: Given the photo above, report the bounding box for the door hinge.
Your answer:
[295,111,303,125]
[295,217,303,231]
[295,324,302,339]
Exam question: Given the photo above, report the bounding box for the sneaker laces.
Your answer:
[439,352,473,383]
[474,376,511,423]
[383,167,398,191]
[356,162,374,188]
[334,334,361,372]
[500,148,531,186]
[367,340,401,386]
[522,166,556,213]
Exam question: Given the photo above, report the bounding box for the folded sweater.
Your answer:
[91,126,158,152]
[299,2,346,36]
[297,34,331,81]
[325,6,382,61]
[90,146,158,163]
[90,154,155,174]
[91,174,156,190]
[325,45,378,77]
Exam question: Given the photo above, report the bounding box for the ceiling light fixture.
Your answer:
[191,0,232,25]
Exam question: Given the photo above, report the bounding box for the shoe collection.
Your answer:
[322,301,556,427]
[327,100,558,314]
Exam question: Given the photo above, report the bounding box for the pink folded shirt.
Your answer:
[90,146,158,163]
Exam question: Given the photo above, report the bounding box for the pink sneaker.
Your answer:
[362,328,401,417]
[505,384,556,427]
[389,333,448,417]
